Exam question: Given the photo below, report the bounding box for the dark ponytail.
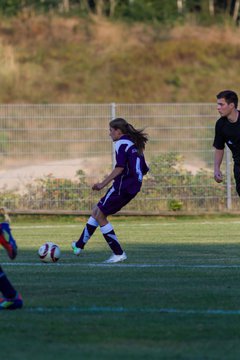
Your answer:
[109,118,148,153]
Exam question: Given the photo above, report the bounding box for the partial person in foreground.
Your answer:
[72,117,149,263]
[0,208,23,310]
[213,90,240,193]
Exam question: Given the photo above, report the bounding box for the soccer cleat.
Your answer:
[0,222,17,260]
[103,252,127,264]
[0,293,23,310]
[71,241,82,256]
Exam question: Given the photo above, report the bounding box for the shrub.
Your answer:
[144,152,226,211]
[0,153,229,213]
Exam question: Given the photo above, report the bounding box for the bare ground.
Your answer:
[0,157,110,193]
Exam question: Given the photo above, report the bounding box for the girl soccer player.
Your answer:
[72,117,149,263]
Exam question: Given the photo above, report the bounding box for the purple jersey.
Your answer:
[112,135,149,195]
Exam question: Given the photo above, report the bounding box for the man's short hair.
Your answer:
[216,90,238,108]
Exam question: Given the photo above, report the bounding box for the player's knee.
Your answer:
[91,205,99,218]
[91,206,101,221]
[92,206,106,224]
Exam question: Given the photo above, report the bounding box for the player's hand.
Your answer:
[92,182,103,191]
[214,171,223,183]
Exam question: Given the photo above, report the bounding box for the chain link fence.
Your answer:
[0,103,236,214]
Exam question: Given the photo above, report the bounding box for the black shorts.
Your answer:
[234,163,240,196]
[97,187,137,216]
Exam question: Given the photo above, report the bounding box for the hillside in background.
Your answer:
[0,15,240,103]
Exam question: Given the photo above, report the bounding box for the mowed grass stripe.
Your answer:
[11,220,240,229]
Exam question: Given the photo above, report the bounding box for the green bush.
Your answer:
[167,199,183,211]
[0,190,21,209]
[0,153,230,213]
[20,170,94,211]
[143,152,227,211]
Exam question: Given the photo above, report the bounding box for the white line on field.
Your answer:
[11,220,240,229]
[2,262,240,269]
[24,306,240,316]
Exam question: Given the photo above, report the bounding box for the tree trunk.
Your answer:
[96,0,104,16]
[233,0,240,22]
[209,0,214,16]
[109,0,116,17]
[177,0,184,14]
[60,0,70,13]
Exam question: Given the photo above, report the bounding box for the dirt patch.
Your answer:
[0,157,110,192]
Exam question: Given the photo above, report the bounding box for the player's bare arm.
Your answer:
[92,167,124,191]
[214,148,224,183]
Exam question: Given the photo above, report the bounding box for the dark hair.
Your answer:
[109,118,148,153]
[216,90,238,108]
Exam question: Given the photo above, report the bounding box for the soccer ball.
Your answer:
[38,242,61,263]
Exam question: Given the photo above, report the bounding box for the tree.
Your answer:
[177,0,184,13]
[60,0,70,12]
[109,0,116,16]
[209,0,214,15]
[233,0,240,21]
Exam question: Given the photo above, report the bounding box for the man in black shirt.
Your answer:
[213,90,240,194]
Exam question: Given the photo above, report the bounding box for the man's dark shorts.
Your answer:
[97,187,137,216]
[234,163,240,196]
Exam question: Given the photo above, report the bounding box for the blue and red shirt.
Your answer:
[113,135,149,195]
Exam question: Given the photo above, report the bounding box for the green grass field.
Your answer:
[2,215,240,360]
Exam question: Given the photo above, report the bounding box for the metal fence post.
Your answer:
[226,145,232,210]
[111,103,116,169]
